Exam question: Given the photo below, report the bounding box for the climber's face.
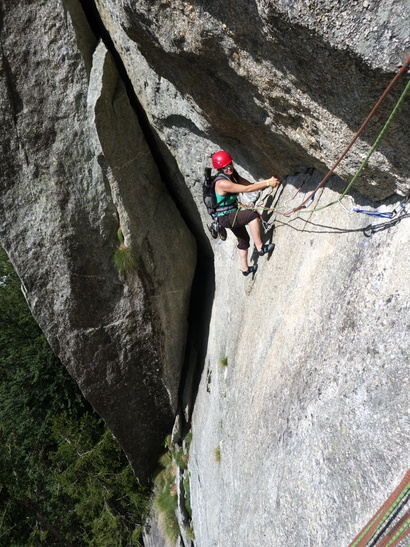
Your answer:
[222,162,233,173]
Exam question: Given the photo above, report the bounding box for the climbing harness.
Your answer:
[348,469,410,547]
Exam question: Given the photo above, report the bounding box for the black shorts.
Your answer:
[218,209,260,250]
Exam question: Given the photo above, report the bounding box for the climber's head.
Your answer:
[212,150,233,170]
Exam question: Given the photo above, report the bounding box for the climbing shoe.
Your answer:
[242,264,258,276]
[219,226,227,241]
[258,243,274,256]
[207,222,218,239]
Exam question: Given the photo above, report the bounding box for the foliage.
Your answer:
[113,228,137,276]
[184,431,192,450]
[0,248,87,545]
[174,448,188,471]
[154,469,180,546]
[219,356,228,367]
[153,443,180,545]
[186,525,195,541]
[0,248,148,545]
[51,414,149,545]
[113,246,137,276]
[183,473,192,516]
[152,430,196,545]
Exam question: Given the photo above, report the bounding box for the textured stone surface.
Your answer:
[1,0,409,544]
[0,0,196,481]
[190,173,410,546]
[115,0,410,199]
[142,509,166,547]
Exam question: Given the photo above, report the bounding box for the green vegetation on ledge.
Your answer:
[113,228,137,276]
[153,433,194,545]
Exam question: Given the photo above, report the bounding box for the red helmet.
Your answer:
[212,150,233,169]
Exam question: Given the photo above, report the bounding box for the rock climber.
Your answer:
[211,150,281,276]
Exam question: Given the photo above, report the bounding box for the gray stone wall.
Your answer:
[0,0,196,481]
[114,0,409,199]
[190,171,410,546]
[1,0,409,543]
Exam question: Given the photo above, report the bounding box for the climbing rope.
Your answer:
[366,486,410,547]
[348,469,410,547]
[282,168,315,209]
[376,511,410,547]
[237,56,410,220]
[302,77,410,217]
[284,55,410,216]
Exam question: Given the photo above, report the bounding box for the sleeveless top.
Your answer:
[214,174,238,216]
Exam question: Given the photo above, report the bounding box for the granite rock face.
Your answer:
[189,172,410,546]
[1,0,409,543]
[0,0,196,481]
[116,0,410,200]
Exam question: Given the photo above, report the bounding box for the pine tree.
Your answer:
[0,248,148,545]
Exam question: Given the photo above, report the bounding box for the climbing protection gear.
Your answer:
[242,264,258,276]
[212,150,233,169]
[362,198,410,236]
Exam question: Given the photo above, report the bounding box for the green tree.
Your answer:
[51,414,148,545]
[0,248,148,545]
[0,248,86,545]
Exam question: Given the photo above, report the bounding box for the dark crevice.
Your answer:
[78,0,195,231]
[77,0,213,430]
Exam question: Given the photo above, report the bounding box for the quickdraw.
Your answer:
[337,196,408,220]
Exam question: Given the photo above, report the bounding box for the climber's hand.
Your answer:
[267,176,281,187]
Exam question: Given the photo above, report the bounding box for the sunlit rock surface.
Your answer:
[1,0,409,543]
